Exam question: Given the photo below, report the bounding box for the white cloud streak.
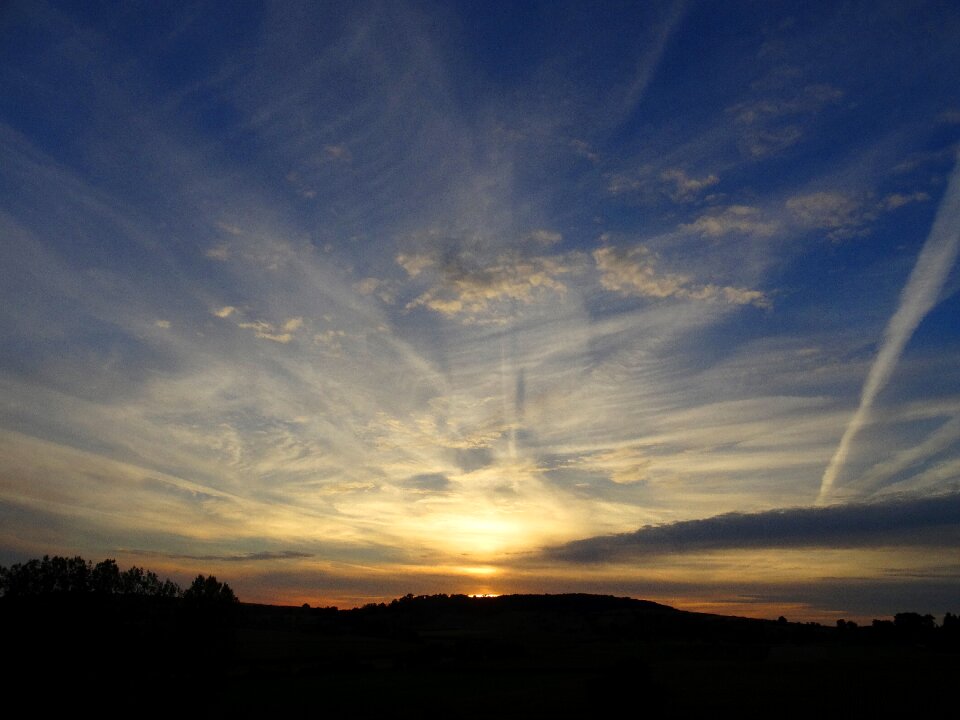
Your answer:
[818,156,960,503]
[616,1,689,127]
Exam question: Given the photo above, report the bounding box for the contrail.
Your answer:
[618,1,688,126]
[818,156,960,504]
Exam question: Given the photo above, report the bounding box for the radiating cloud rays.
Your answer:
[1,1,960,618]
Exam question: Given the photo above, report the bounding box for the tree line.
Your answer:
[0,554,237,604]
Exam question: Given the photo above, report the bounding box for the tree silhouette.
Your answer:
[118,566,180,597]
[91,559,121,594]
[894,612,936,631]
[183,574,238,606]
[0,555,181,598]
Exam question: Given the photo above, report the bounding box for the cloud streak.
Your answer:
[818,157,960,503]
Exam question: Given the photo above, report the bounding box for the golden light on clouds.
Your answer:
[2,1,959,624]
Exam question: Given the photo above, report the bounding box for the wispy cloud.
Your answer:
[527,229,563,246]
[401,248,578,323]
[883,191,930,210]
[608,167,720,204]
[936,110,960,125]
[728,83,843,158]
[786,192,875,240]
[206,243,231,261]
[728,84,844,125]
[660,168,720,202]
[237,317,304,343]
[854,414,960,495]
[681,205,780,238]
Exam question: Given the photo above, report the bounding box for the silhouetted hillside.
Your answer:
[3,562,958,717]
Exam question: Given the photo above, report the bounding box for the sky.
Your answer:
[1,0,959,622]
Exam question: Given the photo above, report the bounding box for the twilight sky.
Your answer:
[2,0,959,621]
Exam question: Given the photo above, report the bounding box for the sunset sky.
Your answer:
[2,0,959,621]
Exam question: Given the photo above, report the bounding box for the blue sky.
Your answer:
[1,0,959,619]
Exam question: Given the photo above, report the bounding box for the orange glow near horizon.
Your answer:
[230,584,860,625]
[205,543,946,626]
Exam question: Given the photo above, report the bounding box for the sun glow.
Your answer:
[406,512,535,558]
[455,565,499,576]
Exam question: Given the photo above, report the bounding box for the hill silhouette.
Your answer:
[3,557,959,717]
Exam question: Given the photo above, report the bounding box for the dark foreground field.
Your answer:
[4,593,958,717]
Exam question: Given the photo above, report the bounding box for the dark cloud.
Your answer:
[138,550,313,562]
[455,447,494,472]
[124,539,411,567]
[724,577,960,619]
[222,551,313,562]
[142,477,224,505]
[402,473,451,492]
[542,492,960,563]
